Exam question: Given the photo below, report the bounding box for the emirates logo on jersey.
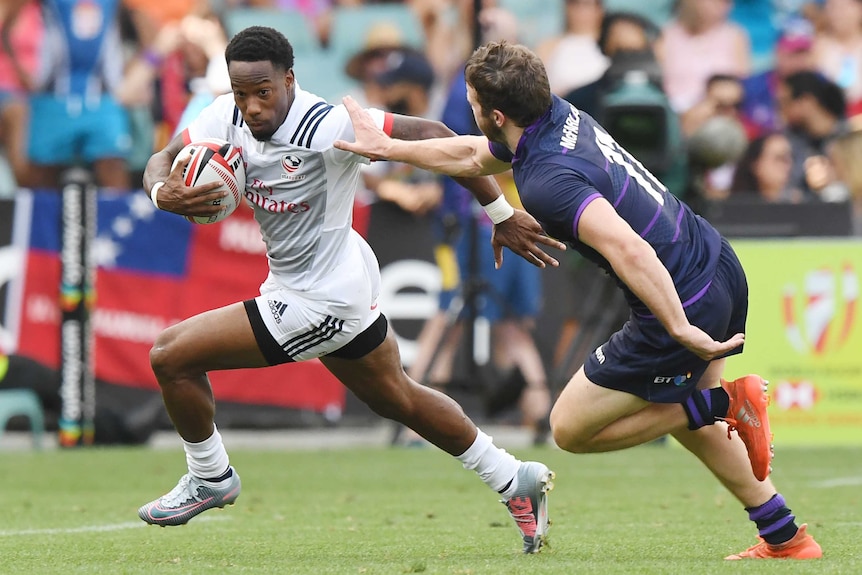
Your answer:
[282,154,303,173]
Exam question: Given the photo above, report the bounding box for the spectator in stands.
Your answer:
[778,70,849,200]
[827,129,862,232]
[659,0,751,114]
[411,0,474,90]
[406,7,552,446]
[741,17,817,137]
[119,14,231,140]
[729,132,803,202]
[173,16,231,134]
[536,0,609,96]
[727,0,779,72]
[120,4,190,146]
[563,10,661,117]
[121,0,200,28]
[115,19,183,111]
[28,0,132,191]
[362,49,442,217]
[812,0,862,113]
[774,0,821,27]
[682,73,747,138]
[685,74,749,202]
[0,0,41,192]
[345,21,420,108]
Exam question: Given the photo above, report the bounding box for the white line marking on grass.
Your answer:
[811,476,862,488]
[0,515,229,537]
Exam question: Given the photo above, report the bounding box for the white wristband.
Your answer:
[482,194,515,224]
[150,181,165,209]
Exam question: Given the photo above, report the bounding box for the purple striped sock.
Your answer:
[748,494,786,521]
[702,389,712,412]
[683,392,708,428]
[747,494,797,540]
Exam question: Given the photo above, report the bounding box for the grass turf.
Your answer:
[0,442,859,574]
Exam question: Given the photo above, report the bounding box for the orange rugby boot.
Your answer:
[721,375,774,481]
[725,524,822,560]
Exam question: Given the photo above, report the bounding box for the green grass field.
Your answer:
[1,442,859,574]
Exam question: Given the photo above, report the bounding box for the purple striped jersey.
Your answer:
[489,95,722,317]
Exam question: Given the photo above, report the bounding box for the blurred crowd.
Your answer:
[0,0,861,217]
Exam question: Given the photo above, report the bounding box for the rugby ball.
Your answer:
[172,138,246,224]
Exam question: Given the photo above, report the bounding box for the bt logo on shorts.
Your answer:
[268,300,288,324]
[653,372,691,386]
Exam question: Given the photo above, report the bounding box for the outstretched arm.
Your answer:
[338,96,565,267]
[334,95,509,178]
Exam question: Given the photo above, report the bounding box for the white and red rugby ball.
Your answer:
[172,138,246,224]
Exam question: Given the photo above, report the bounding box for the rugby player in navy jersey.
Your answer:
[335,40,822,560]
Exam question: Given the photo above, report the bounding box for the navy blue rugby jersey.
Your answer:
[489,95,723,317]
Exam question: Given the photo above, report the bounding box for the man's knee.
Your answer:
[549,404,595,453]
[341,359,413,420]
[149,326,187,385]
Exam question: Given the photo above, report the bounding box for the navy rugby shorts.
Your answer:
[584,238,748,403]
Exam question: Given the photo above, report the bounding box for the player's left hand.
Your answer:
[492,209,566,269]
[675,325,745,361]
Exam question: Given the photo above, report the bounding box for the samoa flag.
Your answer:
[11,190,344,414]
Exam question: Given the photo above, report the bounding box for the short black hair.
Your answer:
[706,73,742,90]
[597,11,658,56]
[225,26,294,71]
[784,71,846,119]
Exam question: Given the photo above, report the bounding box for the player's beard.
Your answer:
[477,113,506,146]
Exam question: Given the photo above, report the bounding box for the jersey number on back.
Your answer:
[593,126,666,204]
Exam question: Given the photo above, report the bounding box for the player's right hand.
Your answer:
[676,325,745,361]
[158,153,226,217]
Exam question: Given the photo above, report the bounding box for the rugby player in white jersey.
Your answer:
[136,26,565,554]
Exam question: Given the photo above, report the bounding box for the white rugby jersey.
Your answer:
[181,87,387,291]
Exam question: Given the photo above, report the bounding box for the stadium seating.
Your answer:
[328,4,425,64]
[497,0,565,49]
[603,0,674,27]
[223,8,321,52]
[292,49,359,104]
[0,388,44,449]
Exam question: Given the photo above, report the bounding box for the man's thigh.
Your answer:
[552,365,651,439]
[161,302,269,370]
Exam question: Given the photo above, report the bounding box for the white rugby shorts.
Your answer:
[247,231,382,363]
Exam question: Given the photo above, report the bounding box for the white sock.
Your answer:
[457,429,521,497]
[183,424,230,483]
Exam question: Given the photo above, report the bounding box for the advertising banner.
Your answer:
[727,239,862,445]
